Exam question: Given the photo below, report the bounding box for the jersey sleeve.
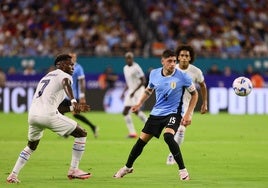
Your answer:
[147,69,155,89]
[196,68,204,83]
[59,71,73,85]
[135,63,145,78]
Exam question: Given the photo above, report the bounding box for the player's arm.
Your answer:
[131,87,153,112]
[120,85,128,99]
[61,77,81,114]
[130,76,146,97]
[78,76,86,103]
[181,84,198,126]
[199,81,208,114]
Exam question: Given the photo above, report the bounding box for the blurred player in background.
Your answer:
[59,53,99,138]
[121,52,147,138]
[114,50,198,180]
[166,44,208,165]
[7,54,91,183]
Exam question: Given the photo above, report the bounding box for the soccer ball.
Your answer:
[232,76,253,96]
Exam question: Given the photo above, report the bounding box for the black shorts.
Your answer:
[142,114,182,138]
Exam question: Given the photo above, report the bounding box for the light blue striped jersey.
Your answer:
[148,68,195,116]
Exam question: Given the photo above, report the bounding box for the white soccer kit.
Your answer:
[123,62,145,106]
[176,64,204,115]
[28,69,77,141]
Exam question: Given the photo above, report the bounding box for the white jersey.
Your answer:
[176,64,204,109]
[29,69,73,115]
[123,62,145,93]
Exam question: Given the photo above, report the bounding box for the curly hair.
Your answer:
[175,45,195,64]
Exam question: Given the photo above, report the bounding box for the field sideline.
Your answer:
[0,112,268,188]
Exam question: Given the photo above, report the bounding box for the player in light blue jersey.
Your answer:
[114,49,198,181]
[59,53,98,138]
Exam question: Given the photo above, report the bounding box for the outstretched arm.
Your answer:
[131,87,153,112]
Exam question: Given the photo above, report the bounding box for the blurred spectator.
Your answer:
[244,65,254,78]
[207,64,222,75]
[0,68,6,87]
[143,0,268,58]
[251,72,265,88]
[7,66,17,75]
[98,67,118,90]
[223,66,234,77]
[0,0,143,57]
[22,59,36,75]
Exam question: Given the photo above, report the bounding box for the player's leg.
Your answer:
[73,114,99,138]
[113,132,153,178]
[166,125,186,165]
[174,125,186,145]
[163,116,189,180]
[7,120,43,183]
[48,112,91,179]
[122,106,137,138]
[67,125,91,179]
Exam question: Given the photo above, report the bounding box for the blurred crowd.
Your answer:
[145,0,268,58]
[0,0,268,58]
[0,0,142,57]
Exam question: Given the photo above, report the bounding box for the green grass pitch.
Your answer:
[0,111,268,188]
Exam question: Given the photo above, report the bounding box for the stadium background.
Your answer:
[0,0,268,114]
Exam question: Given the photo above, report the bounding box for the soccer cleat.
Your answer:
[113,166,133,178]
[67,168,92,180]
[127,134,137,138]
[6,173,20,183]
[166,154,176,165]
[179,168,190,181]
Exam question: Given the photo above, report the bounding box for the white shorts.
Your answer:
[124,87,145,106]
[28,111,77,141]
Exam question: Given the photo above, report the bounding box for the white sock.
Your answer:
[137,111,147,123]
[124,114,136,135]
[174,125,186,145]
[70,137,86,169]
[11,146,33,175]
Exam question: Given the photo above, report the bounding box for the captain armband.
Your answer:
[187,83,196,93]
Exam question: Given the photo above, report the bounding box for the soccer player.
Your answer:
[7,54,91,183]
[59,53,99,138]
[166,45,208,165]
[121,52,147,138]
[113,49,198,180]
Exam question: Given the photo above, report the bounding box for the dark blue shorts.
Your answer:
[142,113,181,138]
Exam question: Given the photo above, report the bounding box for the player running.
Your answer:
[7,54,91,183]
[166,45,208,165]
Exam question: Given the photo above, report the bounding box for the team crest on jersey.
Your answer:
[170,82,176,89]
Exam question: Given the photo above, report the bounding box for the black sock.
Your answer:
[126,138,147,168]
[73,114,96,132]
[164,132,185,169]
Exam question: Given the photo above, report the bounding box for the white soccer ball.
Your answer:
[232,76,253,96]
